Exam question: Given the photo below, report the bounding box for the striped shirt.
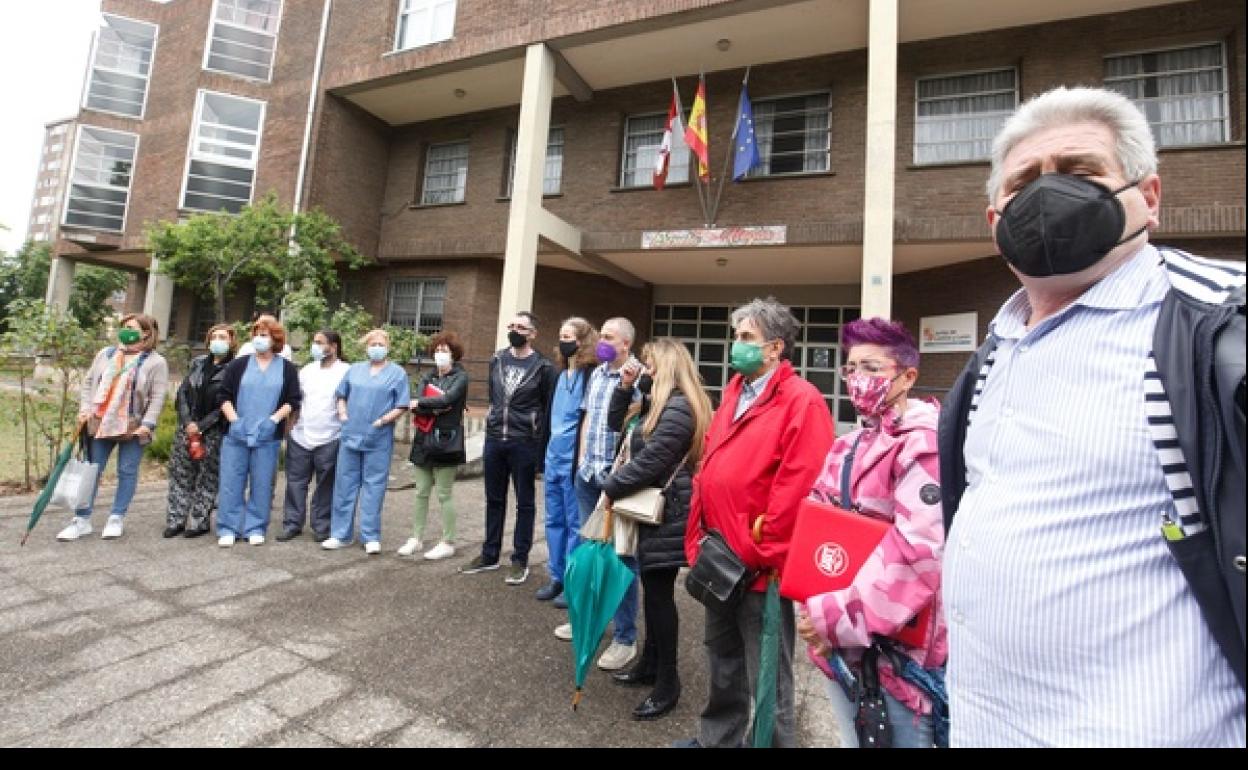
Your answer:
[944,244,1246,747]
[733,366,777,421]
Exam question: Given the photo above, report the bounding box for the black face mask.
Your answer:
[994,174,1147,277]
[507,330,529,350]
[558,340,579,360]
[637,373,653,395]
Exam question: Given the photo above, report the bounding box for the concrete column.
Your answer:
[495,42,555,350]
[859,0,898,318]
[142,259,175,340]
[45,256,76,311]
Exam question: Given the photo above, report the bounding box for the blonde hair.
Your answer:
[361,328,390,347]
[628,338,713,468]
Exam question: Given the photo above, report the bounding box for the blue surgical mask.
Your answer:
[367,345,388,362]
[309,343,325,361]
[209,340,230,358]
[251,336,272,354]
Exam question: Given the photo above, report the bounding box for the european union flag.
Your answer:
[732,85,761,181]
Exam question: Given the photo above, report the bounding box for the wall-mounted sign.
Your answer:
[641,225,787,249]
[919,312,978,353]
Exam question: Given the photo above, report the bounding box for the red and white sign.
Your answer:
[815,542,849,578]
[641,225,787,249]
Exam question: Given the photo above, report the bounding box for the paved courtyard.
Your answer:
[0,460,841,748]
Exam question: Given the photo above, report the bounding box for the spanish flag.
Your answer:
[683,76,710,182]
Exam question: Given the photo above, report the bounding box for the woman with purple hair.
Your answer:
[795,317,948,748]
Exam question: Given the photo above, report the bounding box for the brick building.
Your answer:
[42,0,1246,427]
[24,117,78,246]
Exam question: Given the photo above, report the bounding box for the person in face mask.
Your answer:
[279,330,350,543]
[401,331,471,560]
[58,314,170,543]
[940,87,1245,748]
[533,318,598,603]
[323,329,410,555]
[162,324,237,539]
[796,318,946,749]
[674,297,834,748]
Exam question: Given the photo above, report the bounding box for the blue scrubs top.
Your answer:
[545,367,587,473]
[229,354,284,448]
[335,361,411,452]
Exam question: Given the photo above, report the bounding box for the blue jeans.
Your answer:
[217,437,280,537]
[543,466,580,582]
[822,677,936,748]
[482,438,538,566]
[331,444,392,544]
[75,436,144,519]
[575,473,637,645]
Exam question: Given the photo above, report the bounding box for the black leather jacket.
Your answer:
[176,353,232,432]
[485,348,555,444]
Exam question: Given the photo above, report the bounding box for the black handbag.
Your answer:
[684,529,755,611]
[425,426,464,455]
[854,645,893,748]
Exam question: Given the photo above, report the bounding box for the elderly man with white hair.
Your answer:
[940,86,1246,747]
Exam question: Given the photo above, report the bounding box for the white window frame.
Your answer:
[61,124,140,234]
[202,0,284,83]
[1104,41,1231,148]
[420,140,469,205]
[504,126,564,197]
[747,90,832,178]
[386,278,447,338]
[913,67,1018,165]
[179,89,267,214]
[394,0,457,52]
[82,13,159,120]
[620,111,691,188]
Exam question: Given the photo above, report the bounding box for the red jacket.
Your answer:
[685,360,835,592]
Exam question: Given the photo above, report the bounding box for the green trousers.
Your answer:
[413,464,457,542]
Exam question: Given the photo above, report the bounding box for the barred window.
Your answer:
[84,14,157,118]
[421,141,469,205]
[914,69,1016,164]
[1105,43,1229,147]
[63,126,138,233]
[620,112,690,188]
[387,279,446,336]
[504,127,564,197]
[204,0,283,81]
[182,91,265,213]
[749,93,830,177]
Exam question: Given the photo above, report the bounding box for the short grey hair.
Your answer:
[731,297,799,361]
[602,316,635,343]
[986,86,1157,201]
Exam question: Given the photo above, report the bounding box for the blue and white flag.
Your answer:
[732,85,761,181]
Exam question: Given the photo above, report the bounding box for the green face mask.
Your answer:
[730,340,766,375]
[118,328,142,346]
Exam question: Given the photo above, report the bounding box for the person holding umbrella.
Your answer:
[57,313,169,542]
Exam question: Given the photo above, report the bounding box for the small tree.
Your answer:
[69,265,130,330]
[146,193,365,330]
[317,303,427,366]
[0,241,129,331]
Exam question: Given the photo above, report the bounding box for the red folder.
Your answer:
[781,497,932,648]
[412,382,445,433]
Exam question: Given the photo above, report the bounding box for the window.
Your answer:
[620,113,690,187]
[63,126,138,233]
[48,143,64,155]
[38,196,55,208]
[190,293,218,343]
[914,69,1016,164]
[84,14,157,118]
[204,0,282,81]
[387,279,446,336]
[504,126,564,197]
[749,92,830,177]
[396,0,456,51]
[34,214,49,225]
[50,124,67,137]
[182,90,265,213]
[1105,43,1229,147]
[33,232,48,242]
[421,141,469,205]
[47,160,62,172]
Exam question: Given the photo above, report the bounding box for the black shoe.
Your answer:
[535,581,563,601]
[612,667,656,687]
[312,532,330,543]
[275,528,300,542]
[184,525,210,538]
[163,524,185,538]
[632,691,679,721]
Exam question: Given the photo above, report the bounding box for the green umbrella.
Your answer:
[564,505,634,709]
[21,425,84,546]
[750,575,781,747]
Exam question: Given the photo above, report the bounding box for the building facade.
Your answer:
[24,118,77,246]
[44,0,1247,425]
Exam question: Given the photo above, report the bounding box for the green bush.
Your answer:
[145,397,179,462]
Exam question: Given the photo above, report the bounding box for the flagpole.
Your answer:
[709,66,751,225]
[673,76,711,226]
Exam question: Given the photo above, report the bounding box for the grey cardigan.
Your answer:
[79,347,170,431]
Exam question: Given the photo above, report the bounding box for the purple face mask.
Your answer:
[595,341,617,363]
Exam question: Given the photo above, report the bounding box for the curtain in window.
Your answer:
[1106,44,1225,146]
[915,70,1015,164]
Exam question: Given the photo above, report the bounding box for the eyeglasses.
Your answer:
[839,360,897,379]
[506,323,533,333]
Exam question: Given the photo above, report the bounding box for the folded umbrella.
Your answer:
[750,575,781,747]
[21,424,85,546]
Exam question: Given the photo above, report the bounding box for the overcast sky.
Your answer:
[0,1,102,254]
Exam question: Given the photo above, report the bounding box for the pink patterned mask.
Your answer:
[846,373,895,417]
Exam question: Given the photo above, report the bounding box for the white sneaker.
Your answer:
[218,534,236,547]
[554,623,573,641]
[57,517,92,541]
[321,537,346,550]
[397,538,422,557]
[248,534,265,546]
[423,541,455,561]
[597,641,637,671]
[364,541,381,555]
[100,515,124,539]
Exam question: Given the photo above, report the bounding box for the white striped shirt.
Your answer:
[944,244,1246,747]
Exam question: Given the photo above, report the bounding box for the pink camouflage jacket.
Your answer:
[806,398,948,716]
